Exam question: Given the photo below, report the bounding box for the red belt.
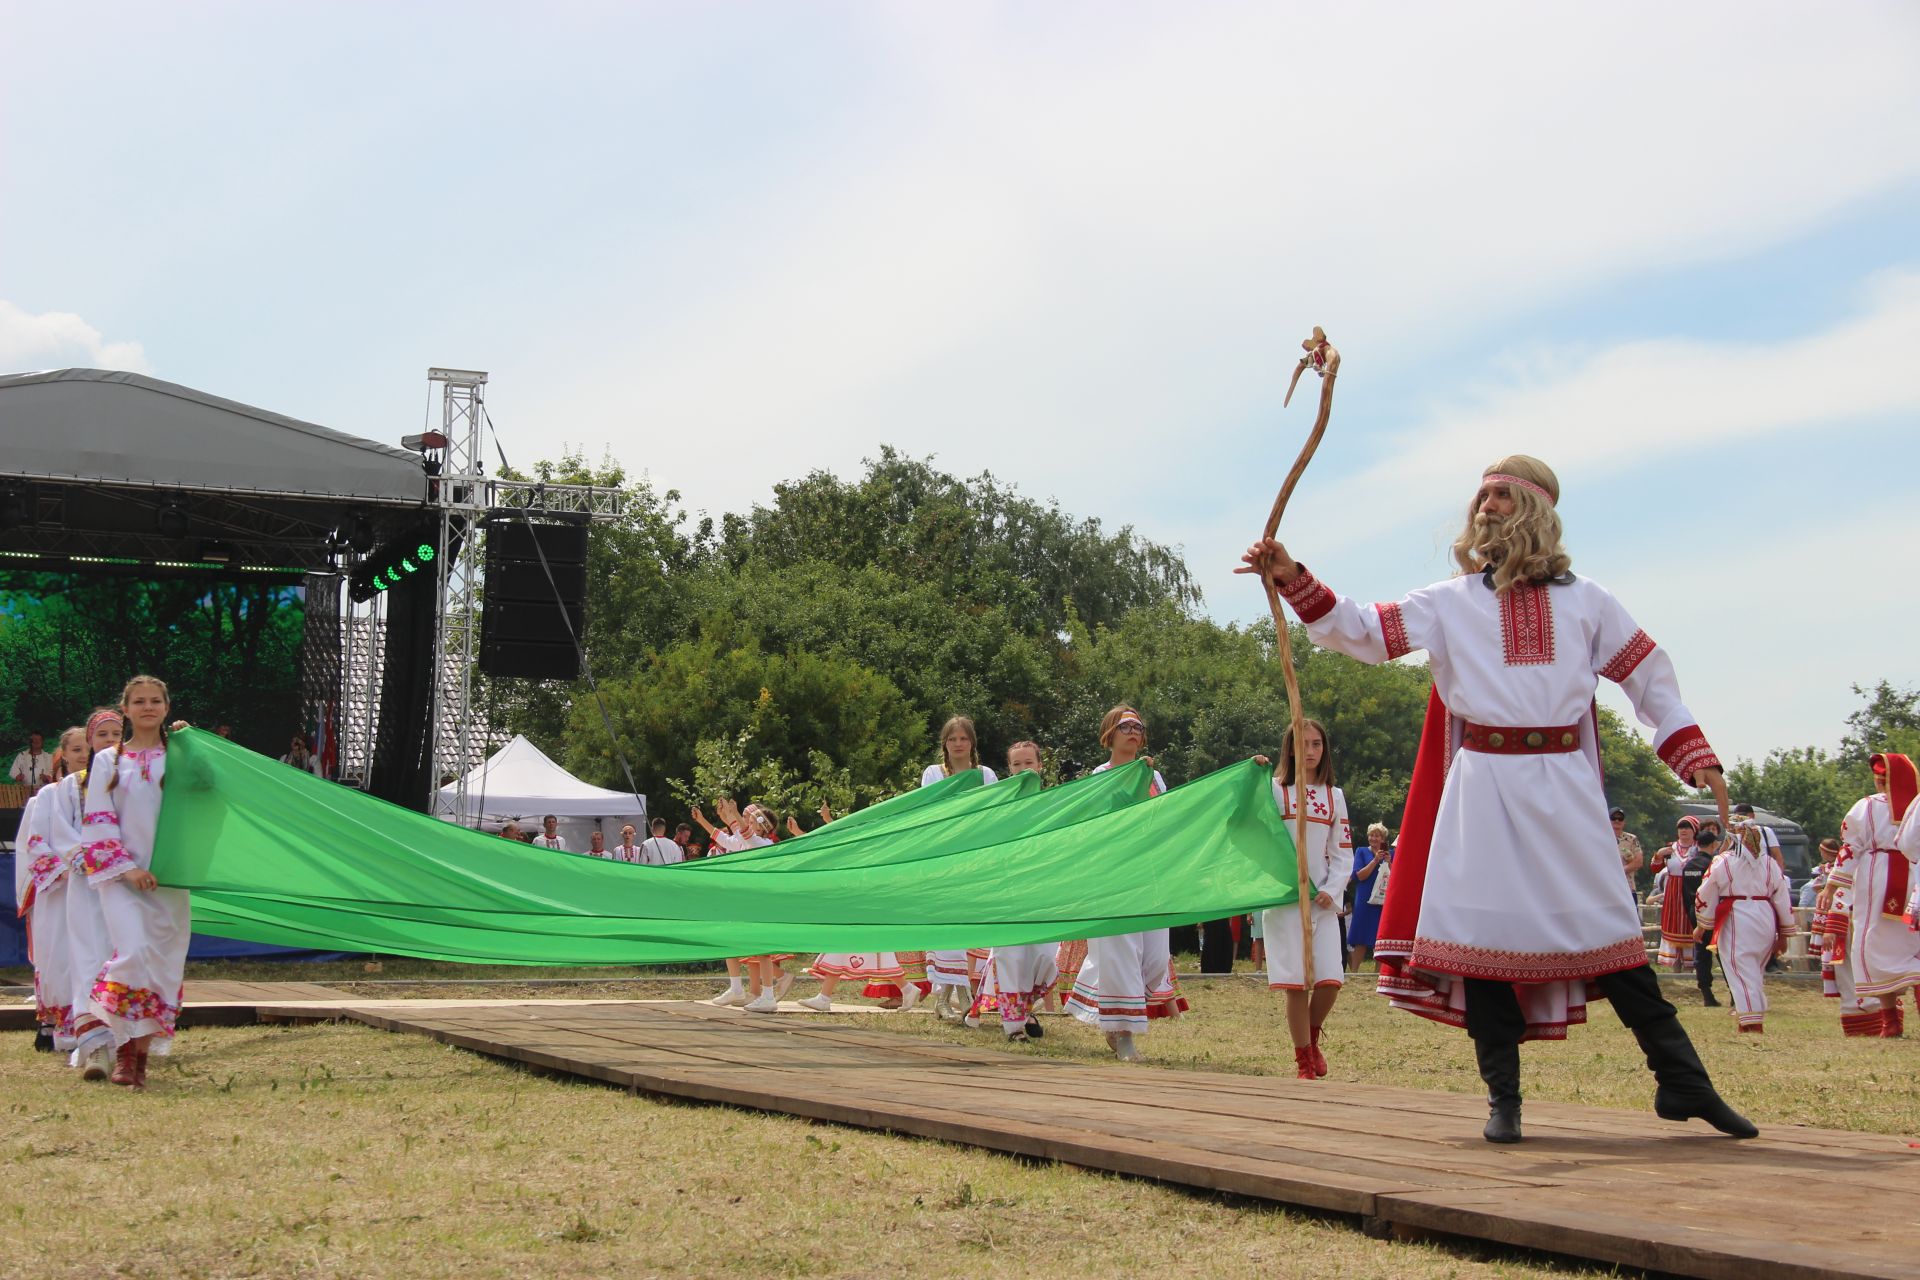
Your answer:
[1461,722,1581,754]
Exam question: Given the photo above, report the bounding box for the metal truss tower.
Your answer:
[427,368,491,817]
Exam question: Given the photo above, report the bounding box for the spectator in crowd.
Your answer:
[1611,807,1644,891]
[279,733,324,776]
[214,724,234,739]
[9,731,54,797]
[610,823,644,864]
[640,817,684,865]
[1347,823,1393,964]
[500,821,523,841]
[674,822,699,859]
[585,829,607,857]
[533,814,567,851]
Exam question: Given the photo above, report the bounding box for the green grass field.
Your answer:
[4,961,1912,1278]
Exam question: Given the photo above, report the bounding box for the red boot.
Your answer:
[133,1046,150,1088]
[109,1042,139,1087]
[1308,1025,1329,1077]
[1293,1046,1317,1080]
[1882,998,1905,1038]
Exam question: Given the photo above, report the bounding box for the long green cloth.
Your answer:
[153,730,1297,966]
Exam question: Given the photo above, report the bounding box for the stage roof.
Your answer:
[0,368,425,505]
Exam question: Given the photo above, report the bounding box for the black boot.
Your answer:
[1700,988,1719,1008]
[1473,1039,1523,1144]
[1631,1016,1757,1138]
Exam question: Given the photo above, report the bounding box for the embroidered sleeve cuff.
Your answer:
[1656,726,1721,785]
[1277,564,1336,624]
[82,841,134,881]
[1599,628,1657,683]
[1376,602,1411,659]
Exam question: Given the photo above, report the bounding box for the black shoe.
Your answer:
[1022,1018,1044,1039]
[1631,1015,1757,1138]
[1473,1039,1523,1144]
[32,1028,56,1054]
[1701,990,1719,1007]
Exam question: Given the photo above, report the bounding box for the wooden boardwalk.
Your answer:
[0,979,357,1031]
[323,999,1918,1280]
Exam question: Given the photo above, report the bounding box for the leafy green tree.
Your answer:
[1839,680,1920,768]
[1725,747,1858,842]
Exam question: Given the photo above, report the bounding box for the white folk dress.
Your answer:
[15,791,75,1037]
[1279,565,1719,1041]
[1263,782,1353,990]
[44,770,116,1058]
[920,763,998,991]
[1655,843,1698,969]
[1066,763,1188,1033]
[1833,793,1920,1000]
[82,746,192,1051]
[1694,832,1791,1030]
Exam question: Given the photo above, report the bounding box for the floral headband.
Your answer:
[1482,472,1556,506]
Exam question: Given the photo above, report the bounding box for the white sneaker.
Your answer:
[743,990,779,1013]
[798,993,833,1012]
[81,1046,112,1081]
[708,987,746,1007]
[962,1013,981,1030]
[773,971,795,1001]
[899,984,925,1012]
[1112,1030,1141,1062]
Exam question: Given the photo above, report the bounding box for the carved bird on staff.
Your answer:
[1284,326,1340,408]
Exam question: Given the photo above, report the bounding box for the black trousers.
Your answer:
[1198,919,1237,973]
[1463,964,1677,1045]
[1694,935,1717,993]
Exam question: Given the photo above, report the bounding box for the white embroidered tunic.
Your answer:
[1280,566,1717,990]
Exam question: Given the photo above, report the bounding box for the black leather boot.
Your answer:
[1632,1016,1757,1138]
[1473,1039,1523,1143]
[1700,988,1719,1007]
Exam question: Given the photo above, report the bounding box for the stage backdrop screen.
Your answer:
[0,571,306,757]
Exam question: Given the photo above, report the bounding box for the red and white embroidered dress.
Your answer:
[43,769,115,1059]
[1832,780,1920,1001]
[1066,763,1188,1032]
[1694,832,1791,1031]
[82,746,192,1051]
[1278,566,1720,1041]
[1654,842,1697,969]
[1262,782,1353,990]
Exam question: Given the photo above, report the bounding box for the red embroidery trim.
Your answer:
[1498,583,1555,666]
[1656,725,1720,784]
[1600,628,1657,683]
[1278,565,1336,624]
[1409,933,1647,982]
[1377,602,1411,659]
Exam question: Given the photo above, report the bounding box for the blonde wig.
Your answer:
[1450,455,1573,595]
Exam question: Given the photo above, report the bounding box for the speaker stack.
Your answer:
[479,519,589,680]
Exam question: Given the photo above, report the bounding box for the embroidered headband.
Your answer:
[86,709,120,736]
[1482,472,1556,506]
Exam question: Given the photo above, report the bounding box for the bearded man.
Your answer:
[1242,455,1755,1143]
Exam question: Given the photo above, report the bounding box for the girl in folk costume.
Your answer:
[694,798,795,1013]
[960,741,1059,1042]
[799,804,910,1013]
[18,727,88,1060]
[83,676,193,1088]
[14,746,59,1049]
[1065,706,1188,1061]
[52,709,125,1077]
[1815,836,1884,1034]
[1244,455,1754,1143]
[1692,820,1793,1032]
[1264,720,1354,1079]
[920,716,998,1020]
[1830,753,1920,1038]
[1655,818,1701,971]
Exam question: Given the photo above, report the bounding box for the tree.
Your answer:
[1839,681,1920,768]
[1724,747,1857,842]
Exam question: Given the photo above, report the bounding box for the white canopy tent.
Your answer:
[436,735,647,853]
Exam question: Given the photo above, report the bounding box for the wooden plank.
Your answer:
[322,1000,1920,1280]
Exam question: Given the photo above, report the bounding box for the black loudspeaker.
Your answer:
[479,520,589,680]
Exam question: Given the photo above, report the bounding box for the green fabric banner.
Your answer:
[152,730,1297,966]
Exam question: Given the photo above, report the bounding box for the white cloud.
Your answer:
[0,300,152,376]
[515,3,1920,528]
[1290,268,1920,553]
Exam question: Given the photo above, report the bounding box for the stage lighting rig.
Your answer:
[156,500,189,538]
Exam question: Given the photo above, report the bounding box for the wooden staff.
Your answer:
[1264,327,1340,989]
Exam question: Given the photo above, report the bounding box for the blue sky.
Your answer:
[4,2,1916,767]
